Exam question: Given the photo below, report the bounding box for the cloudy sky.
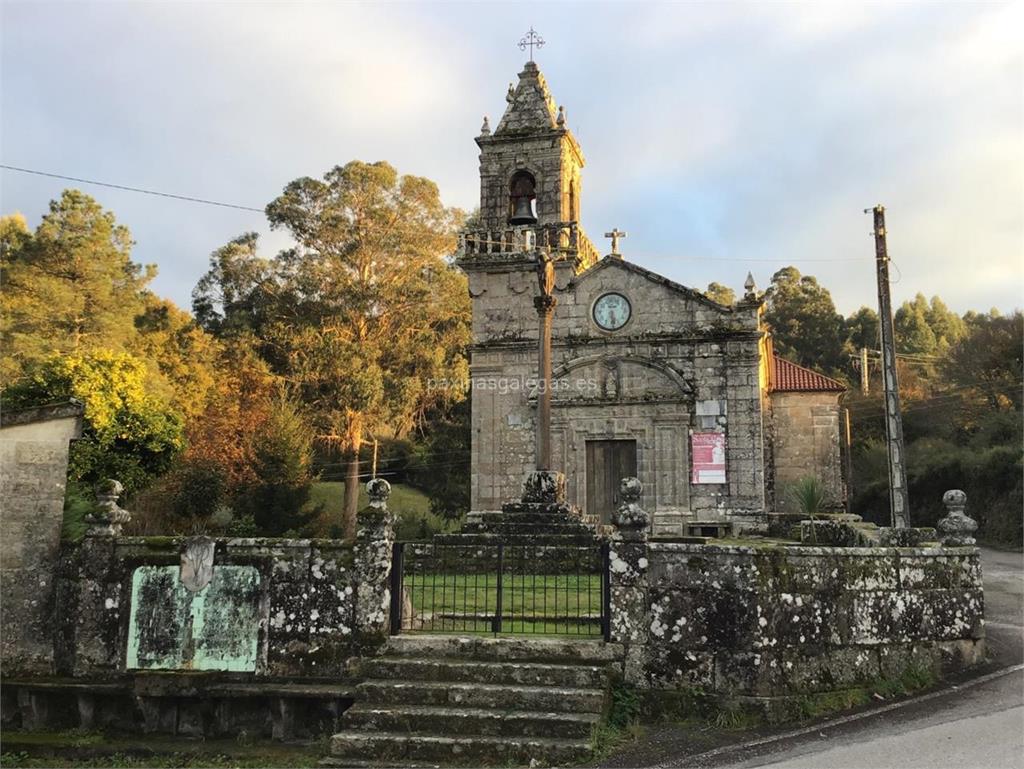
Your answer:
[2,1,1021,315]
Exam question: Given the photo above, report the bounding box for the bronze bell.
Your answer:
[509,196,537,225]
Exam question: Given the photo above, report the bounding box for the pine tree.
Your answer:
[1,191,155,384]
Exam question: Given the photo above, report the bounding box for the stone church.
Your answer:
[457,61,846,536]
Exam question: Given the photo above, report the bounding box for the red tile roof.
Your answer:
[769,354,846,393]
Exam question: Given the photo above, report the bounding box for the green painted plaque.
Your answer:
[126,565,261,671]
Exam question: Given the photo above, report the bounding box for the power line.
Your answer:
[0,164,264,213]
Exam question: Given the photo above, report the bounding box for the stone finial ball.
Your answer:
[942,489,966,510]
[620,477,643,502]
[97,479,124,498]
[366,477,392,502]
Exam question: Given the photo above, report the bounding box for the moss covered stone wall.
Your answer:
[54,536,360,679]
[641,543,984,698]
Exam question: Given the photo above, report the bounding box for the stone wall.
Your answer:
[54,536,366,679]
[3,493,396,740]
[768,391,845,512]
[638,543,984,701]
[0,402,83,676]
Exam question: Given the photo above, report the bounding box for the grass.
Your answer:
[0,731,321,768]
[401,572,604,637]
[308,481,457,539]
[590,681,645,759]
[309,481,431,517]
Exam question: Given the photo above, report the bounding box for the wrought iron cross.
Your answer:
[518,27,545,61]
[604,228,628,256]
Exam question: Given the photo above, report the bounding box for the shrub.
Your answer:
[1,350,184,494]
[171,461,228,520]
[237,397,319,536]
[788,476,826,516]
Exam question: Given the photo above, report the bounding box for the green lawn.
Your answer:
[309,482,456,540]
[401,572,604,637]
[309,481,432,517]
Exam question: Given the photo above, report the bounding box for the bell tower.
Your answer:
[475,61,585,231]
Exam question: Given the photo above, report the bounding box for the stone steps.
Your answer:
[359,657,609,688]
[384,634,623,664]
[470,510,600,526]
[343,704,598,739]
[356,680,606,712]
[459,522,597,537]
[433,533,600,546]
[330,635,620,767]
[329,732,591,767]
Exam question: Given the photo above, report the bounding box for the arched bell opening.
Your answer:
[508,170,538,225]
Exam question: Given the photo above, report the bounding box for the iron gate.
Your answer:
[389,541,610,638]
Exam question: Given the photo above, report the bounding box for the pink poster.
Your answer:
[691,432,726,484]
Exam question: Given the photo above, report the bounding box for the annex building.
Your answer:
[457,61,846,536]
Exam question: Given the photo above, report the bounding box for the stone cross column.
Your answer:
[534,254,557,471]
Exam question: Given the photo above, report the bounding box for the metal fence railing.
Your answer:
[389,541,610,638]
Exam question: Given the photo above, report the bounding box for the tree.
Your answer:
[3,350,184,493]
[132,297,221,423]
[237,397,319,536]
[944,312,1023,411]
[763,267,846,375]
[195,161,471,537]
[192,233,277,337]
[0,191,155,384]
[845,306,879,351]
[925,295,965,348]
[410,399,471,521]
[181,343,279,491]
[704,282,735,306]
[894,296,937,355]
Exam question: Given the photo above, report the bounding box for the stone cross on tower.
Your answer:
[604,228,627,257]
[518,27,545,62]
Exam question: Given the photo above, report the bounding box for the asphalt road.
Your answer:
[709,547,1024,769]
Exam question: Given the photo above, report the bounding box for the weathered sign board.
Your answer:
[125,565,261,671]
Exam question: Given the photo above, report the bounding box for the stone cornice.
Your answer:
[471,329,763,353]
[0,399,84,428]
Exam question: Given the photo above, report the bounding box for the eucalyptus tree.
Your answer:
[196,161,470,537]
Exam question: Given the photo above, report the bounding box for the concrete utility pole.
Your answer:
[860,347,870,395]
[868,204,909,528]
[534,253,556,470]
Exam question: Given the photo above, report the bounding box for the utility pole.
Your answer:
[868,204,909,528]
[860,347,870,395]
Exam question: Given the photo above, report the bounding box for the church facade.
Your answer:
[457,61,846,536]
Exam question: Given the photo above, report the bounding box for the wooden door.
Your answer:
[585,440,638,524]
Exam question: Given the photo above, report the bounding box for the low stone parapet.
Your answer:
[630,542,985,704]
